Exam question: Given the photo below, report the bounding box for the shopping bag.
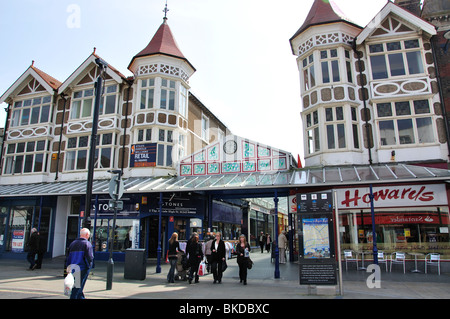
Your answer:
[222,260,228,272]
[247,258,253,270]
[198,261,206,276]
[64,272,75,297]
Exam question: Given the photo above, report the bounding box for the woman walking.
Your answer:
[235,234,251,285]
[186,233,203,284]
[211,232,226,284]
[167,232,180,283]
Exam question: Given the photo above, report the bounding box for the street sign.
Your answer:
[108,175,124,200]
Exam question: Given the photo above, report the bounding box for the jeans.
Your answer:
[167,257,177,283]
[70,269,90,299]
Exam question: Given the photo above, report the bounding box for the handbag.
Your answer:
[198,261,206,276]
[247,258,253,270]
[222,260,228,272]
[64,272,74,297]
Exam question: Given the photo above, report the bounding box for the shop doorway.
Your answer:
[146,216,166,258]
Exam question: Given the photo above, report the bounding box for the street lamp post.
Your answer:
[84,57,108,229]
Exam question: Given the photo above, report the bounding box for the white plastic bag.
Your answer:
[64,272,75,297]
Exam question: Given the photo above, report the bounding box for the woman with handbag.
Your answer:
[167,232,180,283]
[185,234,203,284]
[210,232,226,284]
[235,234,251,285]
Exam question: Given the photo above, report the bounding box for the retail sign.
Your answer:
[130,143,157,167]
[11,230,25,252]
[336,184,447,209]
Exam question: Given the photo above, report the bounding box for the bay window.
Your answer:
[11,96,52,127]
[4,140,47,174]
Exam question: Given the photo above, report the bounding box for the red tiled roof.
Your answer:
[31,64,62,90]
[290,0,361,40]
[129,19,195,71]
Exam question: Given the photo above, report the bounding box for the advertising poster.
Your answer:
[12,230,25,252]
[130,143,157,167]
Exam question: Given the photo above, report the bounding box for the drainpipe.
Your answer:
[0,104,11,173]
[121,79,134,175]
[55,94,67,180]
[430,35,450,161]
[352,39,373,165]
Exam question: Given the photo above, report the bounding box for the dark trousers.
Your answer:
[70,269,90,299]
[211,260,223,282]
[189,259,200,282]
[259,242,264,253]
[27,252,36,269]
[238,260,248,282]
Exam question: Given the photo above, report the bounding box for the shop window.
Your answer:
[94,218,135,252]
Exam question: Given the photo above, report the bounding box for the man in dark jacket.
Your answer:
[185,234,203,284]
[65,228,94,299]
[26,228,39,270]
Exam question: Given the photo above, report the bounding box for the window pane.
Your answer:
[14,155,23,174]
[11,110,20,127]
[24,155,33,173]
[377,103,392,117]
[138,130,144,142]
[36,141,45,151]
[379,120,395,145]
[404,39,419,49]
[307,130,314,154]
[388,53,406,76]
[71,101,81,119]
[397,119,415,144]
[416,117,434,143]
[332,60,340,82]
[160,89,167,109]
[414,100,430,114]
[140,90,147,109]
[395,101,411,116]
[65,151,76,170]
[30,107,40,124]
[313,111,318,125]
[77,150,87,170]
[26,142,35,152]
[370,55,388,79]
[352,124,360,149]
[406,51,424,74]
[303,69,310,91]
[166,145,173,167]
[351,107,357,121]
[16,143,25,153]
[82,99,92,117]
[34,154,43,172]
[322,62,330,83]
[314,127,320,151]
[148,89,154,108]
[40,105,50,123]
[325,108,333,122]
[105,95,116,114]
[146,129,152,141]
[306,114,311,127]
[369,44,384,53]
[327,125,335,149]
[102,133,113,145]
[336,107,344,121]
[346,61,353,83]
[337,124,346,148]
[159,129,165,142]
[169,91,175,111]
[21,108,30,126]
[387,42,401,51]
[100,148,111,168]
[310,66,316,87]
[157,144,165,166]
[79,136,89,148]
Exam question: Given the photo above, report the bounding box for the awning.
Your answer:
[0,164,449,198]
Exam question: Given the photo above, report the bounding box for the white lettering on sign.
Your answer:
[337,184,447,209]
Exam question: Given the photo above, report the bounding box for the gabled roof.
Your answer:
[0,62,62,104]
[290,0,361,41]
[58,50,127,95]
[128,19,195,72]
[356,1,437,45]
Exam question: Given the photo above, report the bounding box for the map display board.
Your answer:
[296,192,337,286]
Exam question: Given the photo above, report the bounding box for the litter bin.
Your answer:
[124,249,146,280]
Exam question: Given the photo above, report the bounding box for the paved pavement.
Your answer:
[0,251,450,300]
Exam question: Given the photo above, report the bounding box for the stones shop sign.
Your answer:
[336,184,447,209]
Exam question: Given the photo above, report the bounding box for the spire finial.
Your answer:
[163,0,169,21]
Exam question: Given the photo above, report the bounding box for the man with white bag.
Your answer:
[65,228,94,299]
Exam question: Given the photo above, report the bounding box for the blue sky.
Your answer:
[0,0,388,160]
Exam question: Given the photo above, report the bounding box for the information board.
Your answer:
[130,143,157,167]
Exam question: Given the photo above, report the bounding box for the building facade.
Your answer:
[0,17,231,259]
[290,0,450,262]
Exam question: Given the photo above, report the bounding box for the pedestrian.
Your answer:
[211,232,226,284]
[278,230,288,264]
[167,232,180,283]
[26,228,39,270]
[258,232,265,253]
[205,233,214,273]
[235,234,251,285]
[265,233,271,253]
[35,231,46,269]
[185,233,203,284]
[65,228,94,299]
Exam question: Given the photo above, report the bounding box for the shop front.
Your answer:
[336,183,450,260]
[0,196,56,259]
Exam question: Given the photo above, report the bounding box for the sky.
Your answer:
[0,0,389,163]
